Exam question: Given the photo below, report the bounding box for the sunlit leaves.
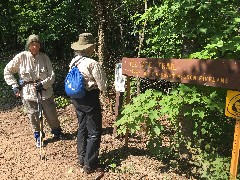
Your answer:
[234,18,240,23]
[54,96,70,108]
[115,89,163,136]
[129,0,240,59]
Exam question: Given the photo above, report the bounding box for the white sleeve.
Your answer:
[92,62,108,91]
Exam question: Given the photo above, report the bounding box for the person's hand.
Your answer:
[19,80,24,86]
[13,87,20,97]
[35,82,43,92]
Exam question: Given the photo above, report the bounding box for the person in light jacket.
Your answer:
[4,34,64,148]
[69,33,107,174]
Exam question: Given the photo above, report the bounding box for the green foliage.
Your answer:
[0,60,20,110]
[116,89,163,136]
[199,152,230,179]
[54,96,70,109]
[130,0,240,59]
[159,84,225,121]
[116,83,234,178]
[0,0,95,58]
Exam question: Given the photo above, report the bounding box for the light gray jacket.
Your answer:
[4,51,55,101]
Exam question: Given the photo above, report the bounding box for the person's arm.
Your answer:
[92,62,108,92]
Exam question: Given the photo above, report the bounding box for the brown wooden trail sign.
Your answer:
[116,57,240,179]
[121,57,240,90]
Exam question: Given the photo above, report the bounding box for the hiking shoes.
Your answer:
[51,127,68,140]
[36,137,43,148]
[52,132,67,140]
[83,166,95,174]
[83,164,105,174]
[78,160,84,168]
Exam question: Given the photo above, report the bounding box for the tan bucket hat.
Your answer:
[71,33,95,51]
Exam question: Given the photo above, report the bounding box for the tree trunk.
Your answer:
[92,0,106,65]
[137,0,148,95]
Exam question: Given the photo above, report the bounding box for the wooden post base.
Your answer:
[230,119,240,179]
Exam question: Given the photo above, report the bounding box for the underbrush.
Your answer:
[115,86,237,179]
[0,60,20,110]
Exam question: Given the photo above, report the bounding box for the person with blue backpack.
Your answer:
[67,33,107,174]
[4,34,65,148]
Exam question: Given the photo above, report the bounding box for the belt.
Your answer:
[19,80,46,91]
[22,81,35,85]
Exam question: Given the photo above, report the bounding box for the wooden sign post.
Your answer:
[116,57,240,178]
[226,90,240,179]
[229,119,240,180]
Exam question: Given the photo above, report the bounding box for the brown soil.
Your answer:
[0,103,191,180]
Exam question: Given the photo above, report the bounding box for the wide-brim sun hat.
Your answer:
[71,33,95,51]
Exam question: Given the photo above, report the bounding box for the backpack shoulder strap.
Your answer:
[74,56,87,67]
[69,56,84,68]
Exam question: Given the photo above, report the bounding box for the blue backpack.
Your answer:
[65,64,86,99]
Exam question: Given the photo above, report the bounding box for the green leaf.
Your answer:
[153,125,161,136]
[234,18,240,23]
[199,28,207,34]
[149,111,160,121]
[201,128,207,134]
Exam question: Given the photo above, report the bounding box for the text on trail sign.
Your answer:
[121,58,240,90]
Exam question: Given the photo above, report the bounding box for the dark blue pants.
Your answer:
[72,89,102,170]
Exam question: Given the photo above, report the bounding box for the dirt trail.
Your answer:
[0,105,189,180]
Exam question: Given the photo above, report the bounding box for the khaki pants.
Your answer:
[24,96,60,132]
